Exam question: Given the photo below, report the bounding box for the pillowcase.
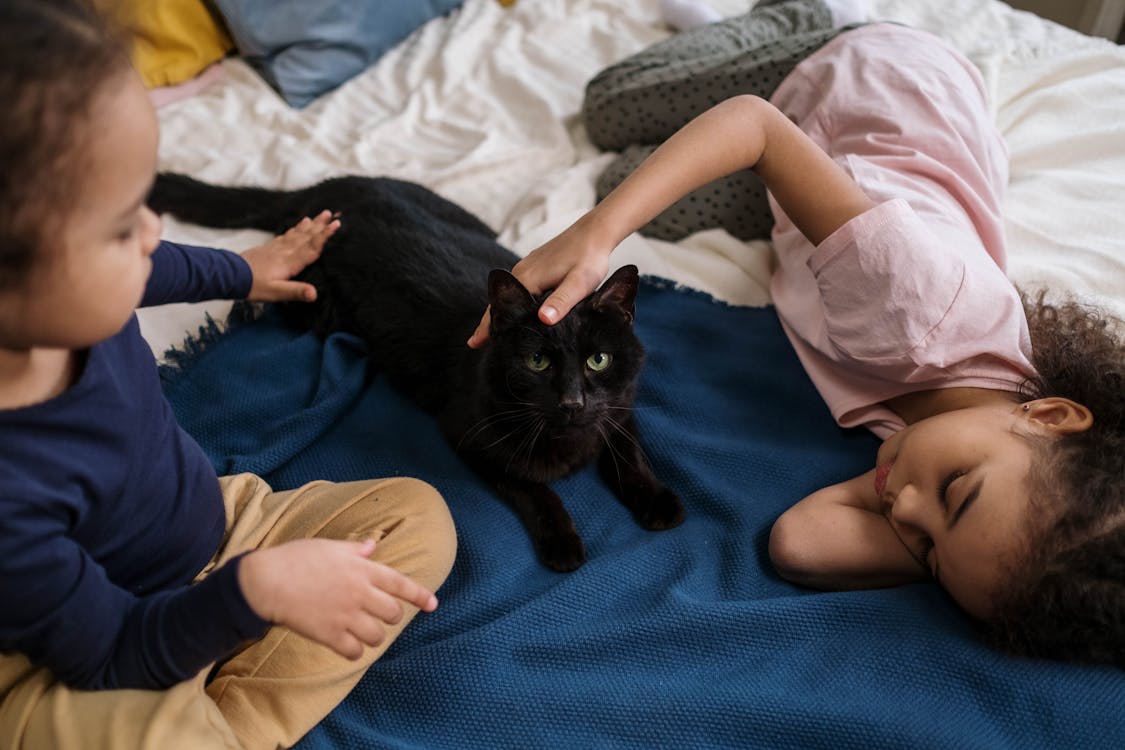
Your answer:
[98,0,235,88]
[211,0,464,108]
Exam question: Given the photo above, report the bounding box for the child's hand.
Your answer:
[238,538,438,660]
[241,210,340,303]
[467,214,611,348]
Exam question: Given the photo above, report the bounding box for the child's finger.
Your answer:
[539,271,593,325]
[286,211,335,238]
[369,564,438,612]
[467,307,492,348]
[311,212,337,233]
[360,587,406,626]
[268,280,317,302]
[331,631,365,661]
[348,617,388,649]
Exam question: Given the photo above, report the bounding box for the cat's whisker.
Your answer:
[607,404,656,412]
[461,407,535,443]
[598,420,634,465]
[495,398,540,410]
[478,412,541,451]
[506,416,535,463]
[605,416,652,469]
[597,424,626,487]
[458,408,537,448]
[505,419,536,471]
[605,416,641,447]
[478,427,524,451]
[508,416,546,474]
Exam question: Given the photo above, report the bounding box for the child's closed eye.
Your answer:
[937,470,965,511]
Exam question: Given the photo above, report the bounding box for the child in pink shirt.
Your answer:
[469,1,1125,668]
[767,23,1032,438]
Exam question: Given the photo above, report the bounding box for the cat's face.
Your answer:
[485,266,645,433]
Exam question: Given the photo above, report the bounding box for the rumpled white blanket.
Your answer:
[144,0,1125,358]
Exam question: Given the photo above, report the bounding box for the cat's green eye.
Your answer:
[525,352,551,372]
[586,352,612,372]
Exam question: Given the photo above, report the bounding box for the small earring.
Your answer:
[1022,403,1031,412]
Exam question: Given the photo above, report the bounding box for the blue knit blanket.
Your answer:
[161,280,1125,750]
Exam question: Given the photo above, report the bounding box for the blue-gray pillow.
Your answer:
[213,0,463,108]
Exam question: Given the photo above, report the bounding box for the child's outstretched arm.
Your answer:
[468,94,875,346]
[240,209,340,303]
[769,470,930,590]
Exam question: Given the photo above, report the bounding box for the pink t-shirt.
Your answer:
[766,24,1037,438]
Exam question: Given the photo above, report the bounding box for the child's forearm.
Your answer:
[584,95,874,252]
[584,96,771,248]
[769,470,929,590]
[770,506,929,590]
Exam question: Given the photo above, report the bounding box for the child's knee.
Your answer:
[378,477,458,590]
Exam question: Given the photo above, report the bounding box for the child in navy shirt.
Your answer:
[0,3,456,748]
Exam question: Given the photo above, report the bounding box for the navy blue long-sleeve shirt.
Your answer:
[0,241,270,690]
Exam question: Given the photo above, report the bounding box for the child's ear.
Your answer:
[487,269,537,332]
[1023,397,1094,434]
[591,264,639,323]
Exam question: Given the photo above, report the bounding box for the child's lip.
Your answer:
[874,461,894,497]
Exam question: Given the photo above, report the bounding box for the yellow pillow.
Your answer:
[98,0,234,88]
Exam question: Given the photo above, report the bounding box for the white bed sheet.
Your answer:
[143,0,1125,358]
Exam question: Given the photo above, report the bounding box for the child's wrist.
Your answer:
[236,549,275,622]
[574,208,623,262]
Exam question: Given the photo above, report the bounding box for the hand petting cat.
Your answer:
[467,212,612,349]
[242,209,341,303]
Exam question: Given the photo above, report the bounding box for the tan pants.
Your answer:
[0,474,457,750]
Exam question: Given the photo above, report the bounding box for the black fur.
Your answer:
[149,173,684,570]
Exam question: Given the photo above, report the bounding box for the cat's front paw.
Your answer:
[634,486,685,531]
[536,529,587,572]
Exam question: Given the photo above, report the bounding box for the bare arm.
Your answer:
[468,95,875,346]
[585,94,873,251]
[768,468,927,590]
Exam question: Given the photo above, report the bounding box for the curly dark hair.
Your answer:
[985,291,1125,668]
[0,0,132,291]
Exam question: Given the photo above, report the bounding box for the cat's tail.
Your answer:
[147,173,297,233]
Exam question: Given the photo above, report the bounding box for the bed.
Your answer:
[145,1,1125,747]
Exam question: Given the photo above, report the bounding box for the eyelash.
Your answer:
[937,470,963,509]
[920,471,965,575]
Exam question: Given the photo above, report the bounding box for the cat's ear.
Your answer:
[488,269,538,331]
[591,264,639,324]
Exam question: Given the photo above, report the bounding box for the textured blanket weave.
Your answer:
[162,280,1125,749]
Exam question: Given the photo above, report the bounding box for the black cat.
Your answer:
[149,173,684,571]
